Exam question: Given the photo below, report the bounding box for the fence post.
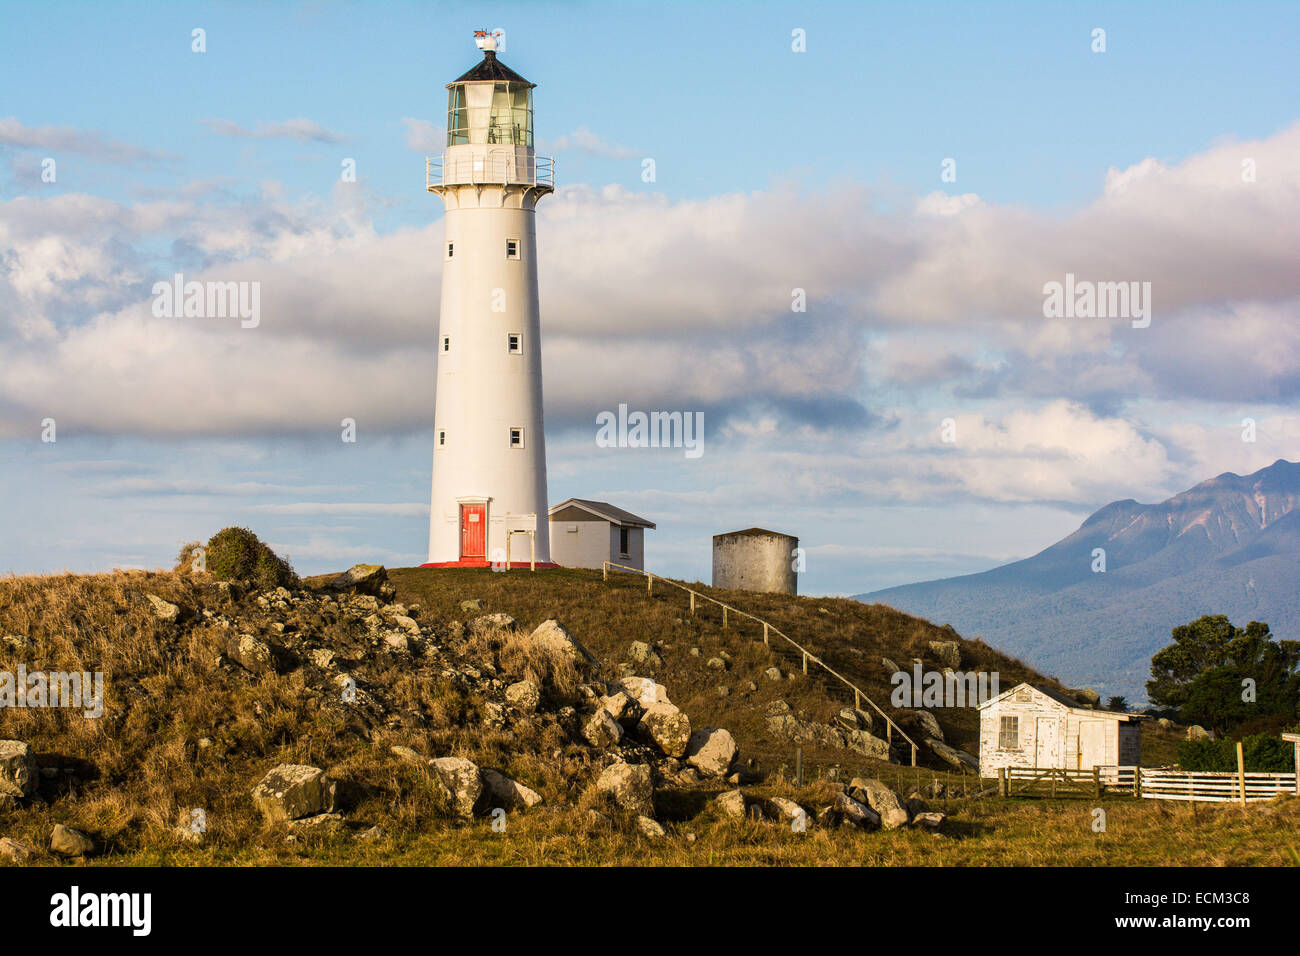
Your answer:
[722,606,728,628]
[998,767,1008,797]
[602,562,607,582]
[795,747,803,788]
[1133,766,1141,798]
[647,574,653,595]
[1093,766,1101,797]
[911,744,917,768]
[1237,741,1246,808]
[689,591,695,614]
[854,688,861,710]
[801,651,808,675]
[762,622,769,645]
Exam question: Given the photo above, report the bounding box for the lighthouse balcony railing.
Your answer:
[427,153,554,190]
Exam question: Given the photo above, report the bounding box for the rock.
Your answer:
[50,824,94,857]
[0,740,38,798]
[391,615,421,636]
[912,811,946,831]
[881,657,900,674]
[289,812,344,833]
[638,702,693,758]
[909,709,944,742]
[847,778,909,830]
[636,815,666,838]
[618,676,670,707]
[251,764,337,823]
[844,729,892,761]
[146,593,181,621]
[715,790,747,819]
[1186,724,1211,741]
[583,708,624,748]
[528,619,596,664]
[1157,717,1175,730]
[330,564,388,596]
[716,685,730,697]
[308,648,335,668]
[628,641,662,668]
[763,666,783,681]
[481,768,544,810]
[763,797,806,826]
[834,792,881,830]
[595,762,653,814]
[505,679,541,712]
[0,837,36,863]
[766,699,791,716]
[1069,687,1102,706]
[685,727,738,777]
[473,613,518,632]
[928,641,960,669]
[925,738,980,773]
[837,707,873,732]
[383,632,410,653]
[390,746,424,765]
[460,599,483,613]
[706,657,727,671]
[359,825,387,842]
[599,691,639,725]
[428,757,483,818]
[229,633,274,673]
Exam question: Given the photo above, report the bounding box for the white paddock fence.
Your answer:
[1100,765,1298,803]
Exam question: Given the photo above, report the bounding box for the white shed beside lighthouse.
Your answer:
[423,32,557,568]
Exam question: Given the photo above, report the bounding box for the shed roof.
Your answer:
[548,498,656,528]
[978,682,1141,720]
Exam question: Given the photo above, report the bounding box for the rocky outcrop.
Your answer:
[848,777,909,829]
[428,757,483,818]
[481,768,543,810]
[595,762,654,815]
[50,824,94,857]
[925,739,980,773]
[529,619,596,665]
[0,740,37,798]
[685,727,737,777]
[638,702,692,758]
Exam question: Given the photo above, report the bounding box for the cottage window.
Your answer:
[998,715,1019,750]
[619,526,630,557]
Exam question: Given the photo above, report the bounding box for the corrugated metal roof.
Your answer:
[548,498,656,528]
[449,51,534,87]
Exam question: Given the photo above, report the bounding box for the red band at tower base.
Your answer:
[419,560,561,569]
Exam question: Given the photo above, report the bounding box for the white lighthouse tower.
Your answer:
[423,32,556,568]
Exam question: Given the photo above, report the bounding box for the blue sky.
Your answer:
[1,0,1298,597]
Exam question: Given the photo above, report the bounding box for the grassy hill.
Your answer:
[0,562,1294,866]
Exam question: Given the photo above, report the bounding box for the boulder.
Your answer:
[505,679,541,712]
[628,641,662,668]
[583,708,624,748]
[1186,724,1211,741]
[912,811,946,831]
[595,762,654,814]
[481,768,544,810]
[146,593,181,622]
[847,777,909,830]
[685,727,738,777]
[1069,687,1102,707]
[618,676,669,707]
[390,745,424,765]
[428,757,483,818]
[638,702,692,758]
[714,789,747,819]
[909,709,944,742]
[528,619,596,664]
[330,564,388,596]
[0,740,38,798]
[228,633,274,673]
[460,599,483,613]
[834,792,881,830]
[0,837,35,863]
[600,691,640,725]
[925,739,980,773]
[928,641,961,669]
[50,824,94,857]
[763,666,783,681]
[706,657,727,671]
[837,707,873,732]
[251,764,337,823]
[844,729,892,761]
[473,613,519,632]
[636,815,666,838]
[763,797,806,826]
[1156,717,1175,730]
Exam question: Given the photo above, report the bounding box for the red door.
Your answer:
[460,504,486,559]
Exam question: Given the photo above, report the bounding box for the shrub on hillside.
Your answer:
[204,527,298,590]
[1176,733,1295,772]
[174,541,203,573]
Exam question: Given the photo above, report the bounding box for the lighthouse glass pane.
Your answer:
[447,88,468,145]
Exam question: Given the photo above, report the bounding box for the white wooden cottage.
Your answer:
[977,683,1142,775]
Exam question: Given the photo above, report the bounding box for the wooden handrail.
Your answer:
[602,561,920,765]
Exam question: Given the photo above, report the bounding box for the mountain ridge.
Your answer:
[855,459,1300,702]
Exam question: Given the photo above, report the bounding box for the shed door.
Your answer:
[1080,720,1106,769]
[460,504,486,559]
[1034,717,1060,768]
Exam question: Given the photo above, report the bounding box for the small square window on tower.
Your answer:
[442,335,451,352]
[437,428,447,448]
[507,332,522,354]
[509,426,525,449]
[505,238,520,259]
[446,241,454,260]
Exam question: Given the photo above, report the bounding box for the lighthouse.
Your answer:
[423,31,556,568]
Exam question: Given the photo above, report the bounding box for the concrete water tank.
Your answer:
[712,528,798,595]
